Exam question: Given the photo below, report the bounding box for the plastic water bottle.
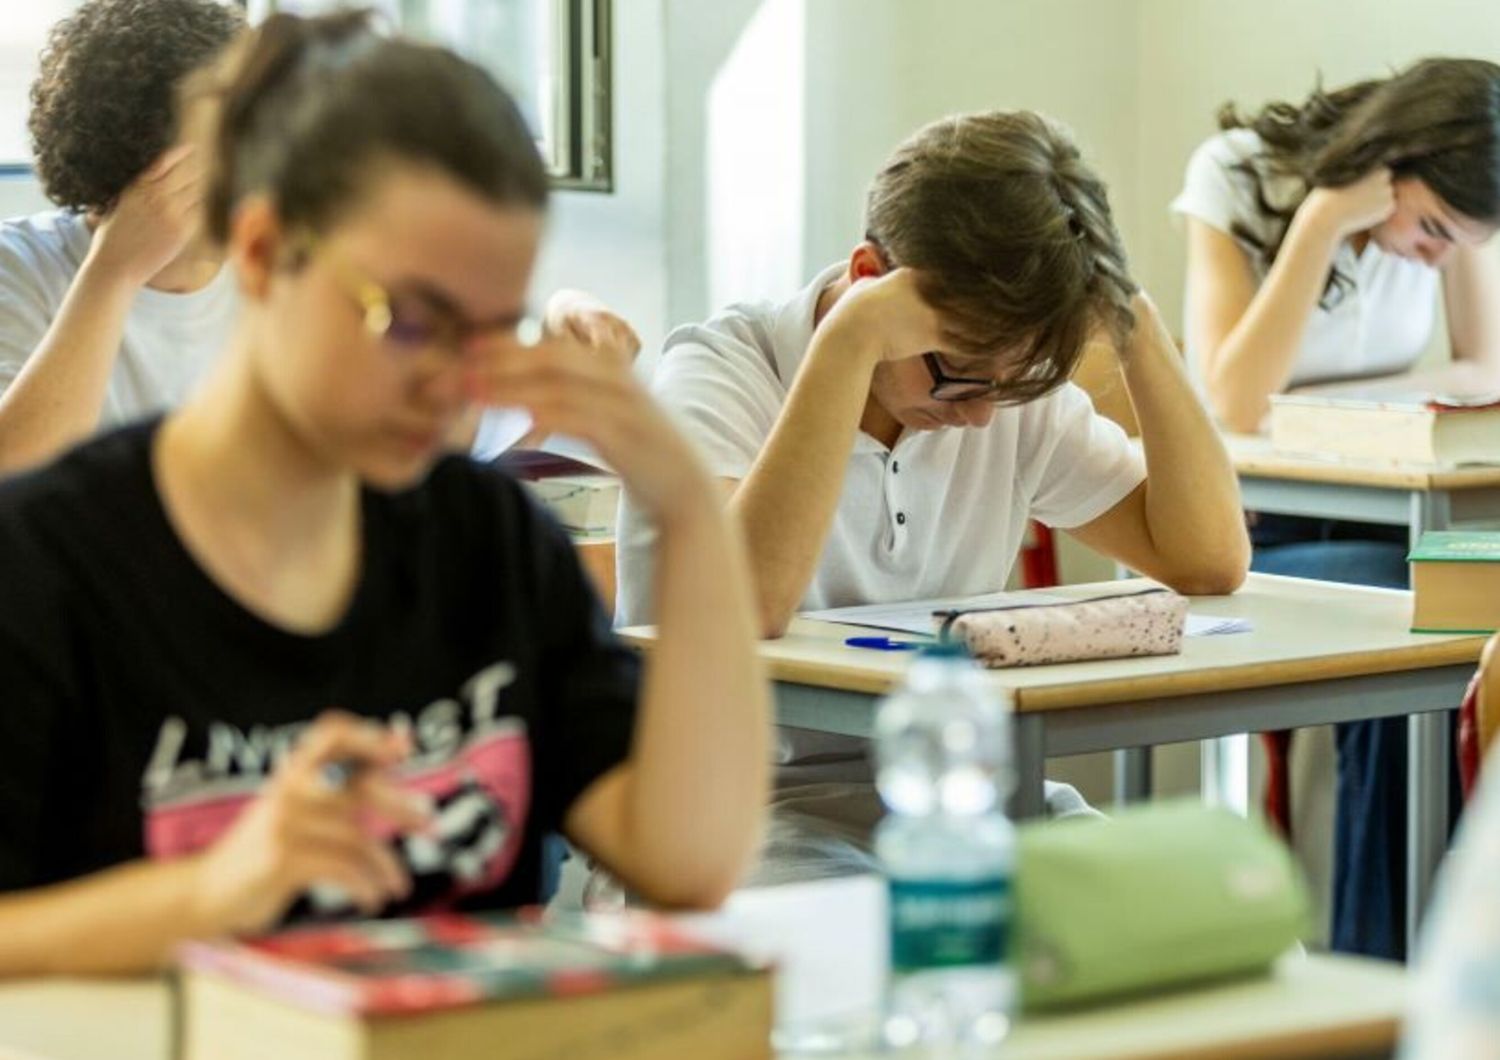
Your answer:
[874,641,1016,1053]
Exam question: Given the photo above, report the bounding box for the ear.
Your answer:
[226,194,286,302]
[848,241,889,282]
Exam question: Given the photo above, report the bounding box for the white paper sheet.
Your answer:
[803,592,1253,638]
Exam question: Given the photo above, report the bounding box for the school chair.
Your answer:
[1458,632,1500,797]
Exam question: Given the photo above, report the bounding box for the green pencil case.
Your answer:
[1016,801,1309,1011]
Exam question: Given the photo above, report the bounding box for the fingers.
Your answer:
[266,713,429,914]
[294,849,401,915]
[465,335,636,411]
[286,813,412,911]
[293,711,411,777]
[352,774,436,835]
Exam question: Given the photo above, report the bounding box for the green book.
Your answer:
[1409,532,1500,634]
[1408,531,1500,564]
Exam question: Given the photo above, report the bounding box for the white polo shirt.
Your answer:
[615,262,1146,628]
[1171,129,1440,388]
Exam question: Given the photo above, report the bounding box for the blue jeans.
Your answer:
[1250,514,1413,960]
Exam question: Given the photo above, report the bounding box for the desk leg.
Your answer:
[1410,491,1451,546]
[1201,734,1250,814]
[1406,491,1451,951]
[1011,714,1046,820]
[1408,710,1451,947]
[1113,747,1152,806]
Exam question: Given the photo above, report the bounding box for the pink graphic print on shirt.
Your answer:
[140,662,532,914]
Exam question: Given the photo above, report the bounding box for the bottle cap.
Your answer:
[918,638,971,660]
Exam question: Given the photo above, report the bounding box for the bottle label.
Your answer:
[888,875,1011,972]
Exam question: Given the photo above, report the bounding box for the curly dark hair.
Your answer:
[28,0,244,214]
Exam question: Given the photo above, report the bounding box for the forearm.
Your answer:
[1204,210,1342,432]
[729,321,879,635]
[0,258,137,473]
[622,498,769,905]
[1124,335,1250,593]
[0,857,210,977]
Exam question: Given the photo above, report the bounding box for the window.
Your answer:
[251,0,613,191]
[0,2,82,170]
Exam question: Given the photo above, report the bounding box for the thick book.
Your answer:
[1268,388,1500,465]
[1409,531,1500,633]
[178,911,772,1060]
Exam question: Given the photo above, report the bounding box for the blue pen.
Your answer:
[845,635,922,651]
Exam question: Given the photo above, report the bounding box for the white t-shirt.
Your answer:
[1170,129,1440,388]
[616,262,1146,627]
[0,210,238,429]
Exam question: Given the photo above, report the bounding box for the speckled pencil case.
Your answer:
[938,589,1190,668]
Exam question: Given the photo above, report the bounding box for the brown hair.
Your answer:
[183,9,548,246]
[1220,58,1500,305]
[864,110,1136,404]
[29,0,243,214]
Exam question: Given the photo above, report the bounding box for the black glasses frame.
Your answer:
[923,352,1004,402]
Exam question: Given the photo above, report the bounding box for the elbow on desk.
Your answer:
[1205,384,1268,437]
[1159,549,1250,597]
[630,863,743,912]
[755,596,796,641]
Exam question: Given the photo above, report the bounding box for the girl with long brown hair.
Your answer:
[1175,57,1500,961]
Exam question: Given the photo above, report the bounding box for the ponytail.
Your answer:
[182,8,548,246]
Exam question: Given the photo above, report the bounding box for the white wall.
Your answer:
[1134,0,1500,350]
[0,178,48,221]
[800,0,1143,274]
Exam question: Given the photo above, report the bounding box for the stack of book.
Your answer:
[178,911,771,1059]
[499,449,620,538]
[1268,386,1500,466]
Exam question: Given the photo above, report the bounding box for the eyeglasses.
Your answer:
[294,234,523,357]
[923,352,1005,402]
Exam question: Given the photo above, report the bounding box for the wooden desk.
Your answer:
[622,573,1484,946]
[1228,434,1500,941]
[687,875,1407,1060]
[1226,432,1500,537]
[0,878,1407,1060]
[572,535,616,615]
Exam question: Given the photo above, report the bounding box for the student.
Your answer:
[0,0,633,474]
[0,0,243,474]
[1174,58,1500,959]
[0,11,766,977]
[617,111,1249,876]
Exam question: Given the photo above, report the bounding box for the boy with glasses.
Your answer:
[617,110,1250,878]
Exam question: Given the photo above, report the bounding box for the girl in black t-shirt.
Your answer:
[0,11,767,975]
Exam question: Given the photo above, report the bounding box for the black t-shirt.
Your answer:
[0,419,639,918]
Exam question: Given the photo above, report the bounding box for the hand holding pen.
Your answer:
[186,711,435,938]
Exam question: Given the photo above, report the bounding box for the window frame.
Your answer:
[247,0,613,192]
